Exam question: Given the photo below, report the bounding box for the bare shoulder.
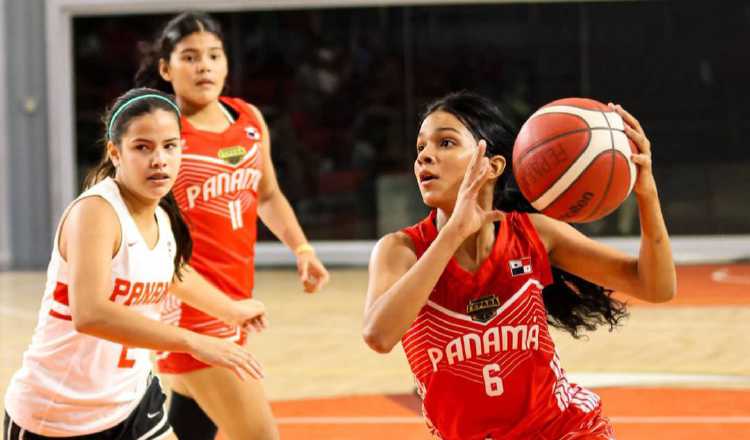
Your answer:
[61,196,121,253]
[371,231,417,268]
[527,213,561,252]
[65,196,119,231]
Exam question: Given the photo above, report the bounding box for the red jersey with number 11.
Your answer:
[162,97,263,343]
[401,211,606,440]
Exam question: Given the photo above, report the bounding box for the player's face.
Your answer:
[162,31,228,108]
[112,109,182,202]
[415,111,478,210]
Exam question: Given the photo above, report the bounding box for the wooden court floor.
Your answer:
[2,264,749,439]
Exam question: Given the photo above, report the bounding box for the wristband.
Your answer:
[294,243,314,255]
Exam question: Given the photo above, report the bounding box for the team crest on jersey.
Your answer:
[509,257,532,277]
[244,126,260,140]
[467,295,500,323]
[218,146,247,165]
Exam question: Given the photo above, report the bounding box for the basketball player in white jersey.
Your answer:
[4,88,267,440]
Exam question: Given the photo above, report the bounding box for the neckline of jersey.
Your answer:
[181,97,242,137]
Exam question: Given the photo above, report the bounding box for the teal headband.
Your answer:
[107,94,181,140]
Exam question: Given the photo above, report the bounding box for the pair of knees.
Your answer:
[169,392,278,440]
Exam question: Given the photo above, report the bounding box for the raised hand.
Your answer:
[610,103,657,198]
[446,140,505,240]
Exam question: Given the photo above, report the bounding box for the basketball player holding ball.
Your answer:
[362,91,675,439]
[134,11,329,440]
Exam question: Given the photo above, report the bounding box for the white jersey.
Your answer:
[4,177,176,436]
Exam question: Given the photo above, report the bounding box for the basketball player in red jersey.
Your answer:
[363,91,676,439]
[135,12,329,440]
[4,88,264,440]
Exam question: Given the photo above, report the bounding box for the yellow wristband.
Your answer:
[294,243,314,255]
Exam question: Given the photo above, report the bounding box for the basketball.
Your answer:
[512,98,638,223]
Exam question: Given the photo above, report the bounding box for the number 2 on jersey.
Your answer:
[228,199,243,230]
[118,345,135,368]
[483,363,504,397]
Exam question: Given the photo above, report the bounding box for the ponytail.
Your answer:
[134,41,172,93]
[159,191,193,281]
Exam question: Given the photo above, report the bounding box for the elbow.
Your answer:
[71,307,104,334]
[362,325,396,354]
[72,314,96,334]
[647,281,677,304]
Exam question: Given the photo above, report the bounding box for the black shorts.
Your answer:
[4,375,172,440]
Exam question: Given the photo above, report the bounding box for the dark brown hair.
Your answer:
[134,11,225,93]
[421,91,628,337]
[84,87,192,280]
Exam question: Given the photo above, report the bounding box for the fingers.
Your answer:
[624,124,651,155]
[232,346,264,380]
[610,102,651,156]
[483,210,506,225]
[460,140,488,190]
[302,262,329,294]
[609,102,643,134]
[243,351,264,379]
[631,153,651,168]
[298,260,310,285]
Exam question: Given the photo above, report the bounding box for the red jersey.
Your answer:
[401,211,609,440]
[163,96,263,340]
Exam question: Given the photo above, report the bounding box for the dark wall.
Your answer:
[73,1,750,239]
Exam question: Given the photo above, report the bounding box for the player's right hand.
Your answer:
[446,140,505,240]
[187,333,264,380]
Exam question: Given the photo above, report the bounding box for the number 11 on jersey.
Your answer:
[228,199,243,230]
[483,363,504,396]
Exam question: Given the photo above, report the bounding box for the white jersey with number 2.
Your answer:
[4,177,176,437]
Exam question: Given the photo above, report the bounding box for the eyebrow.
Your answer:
[179,47,223,53]
[418,127,462,138]
[129,137,179,143]
[434,127,461,134]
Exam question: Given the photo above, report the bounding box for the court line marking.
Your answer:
[568,372,750,388]
[711,267,750,285]
[274,416,750,425]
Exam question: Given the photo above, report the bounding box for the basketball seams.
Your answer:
[516,101,634,222]
[530,128,617,211]
[516,126,627,204]
[581,111,618,222]
[516,126,590,162]
[533,148,615,216]
[518,127,592,203]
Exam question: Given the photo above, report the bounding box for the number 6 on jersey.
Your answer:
[483,363,504,397]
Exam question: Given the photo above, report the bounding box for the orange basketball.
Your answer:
[512,98,638,223]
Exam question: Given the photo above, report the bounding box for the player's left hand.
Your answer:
[610,103,658,199]
[296,251,330,294]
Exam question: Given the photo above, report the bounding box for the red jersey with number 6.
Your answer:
[400,210,606,440]
[162,97,263,343]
